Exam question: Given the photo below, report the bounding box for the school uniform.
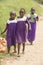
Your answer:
[16,16,27,43]
[6,19,17,47]
[27,13,39,42]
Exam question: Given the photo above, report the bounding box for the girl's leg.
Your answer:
[14,44,16,53]
[22,43,25,54]
[30,41,33,45]
[7,46,10,54]
[18,43,21,56]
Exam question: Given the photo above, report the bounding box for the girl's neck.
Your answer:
[20,16,24,18]
[17,16,24,18]
[9,18,15,20]
[31,13,34,15]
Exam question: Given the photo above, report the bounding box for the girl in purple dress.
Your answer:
[27,8,39,45]
[17,8,31,57]
[17,8,27,56]
[1,11,17,54]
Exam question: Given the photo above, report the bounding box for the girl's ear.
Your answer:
[23,8,26,14]
[24,11,26,14]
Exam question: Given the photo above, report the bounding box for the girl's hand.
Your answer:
[1,32,3,35]
[29,26,31,30]
[34,18,36,21]
[28,22,31,30]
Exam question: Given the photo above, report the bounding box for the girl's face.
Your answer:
[10,13,16,19]
[31,9,35,14]
[19,9,25,18]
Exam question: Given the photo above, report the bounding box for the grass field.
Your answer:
[0,0,43,37]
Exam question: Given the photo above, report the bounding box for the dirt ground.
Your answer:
[0,14,43,65]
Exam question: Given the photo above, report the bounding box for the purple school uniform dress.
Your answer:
[16,16,27,43]
[27,13,38,42]
[6,19,17,47]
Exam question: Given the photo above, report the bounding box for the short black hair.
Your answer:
[10,11,16,15]
[31,7,35,11]
[19,8,26,13]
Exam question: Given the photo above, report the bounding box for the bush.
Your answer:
[36,0,43,4]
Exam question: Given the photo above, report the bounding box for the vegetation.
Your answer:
[36,0,43,4]
[0,0,43,37]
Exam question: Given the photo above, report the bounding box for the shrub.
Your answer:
[36,0,43,4]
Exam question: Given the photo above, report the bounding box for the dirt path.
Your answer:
[0,16,43,65]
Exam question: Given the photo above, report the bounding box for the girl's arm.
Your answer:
[34,16,39,22]
[26,17,31,30]
[27,21,31,30]
[36,16,39,21]
[1,24,8,34]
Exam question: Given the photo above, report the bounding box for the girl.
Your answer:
[1,11,17,54]
[17,8,30,56]
[27,7,39,45]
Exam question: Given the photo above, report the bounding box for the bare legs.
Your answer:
[14,44,16,53]
[7,46,10,54]
[30,41,33,45]
[18,43,21,56]
[18,43,25,57]
[22,43,25,54]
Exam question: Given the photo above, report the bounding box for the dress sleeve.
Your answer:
[27,14,31,18]
[35,14,39,19]
[7,20,10,24]
[26,15,30,24]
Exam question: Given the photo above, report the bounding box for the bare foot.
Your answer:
[17,54,20,57]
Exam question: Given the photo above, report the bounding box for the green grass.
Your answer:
[0,53,7,59]
[0,0,43,37]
